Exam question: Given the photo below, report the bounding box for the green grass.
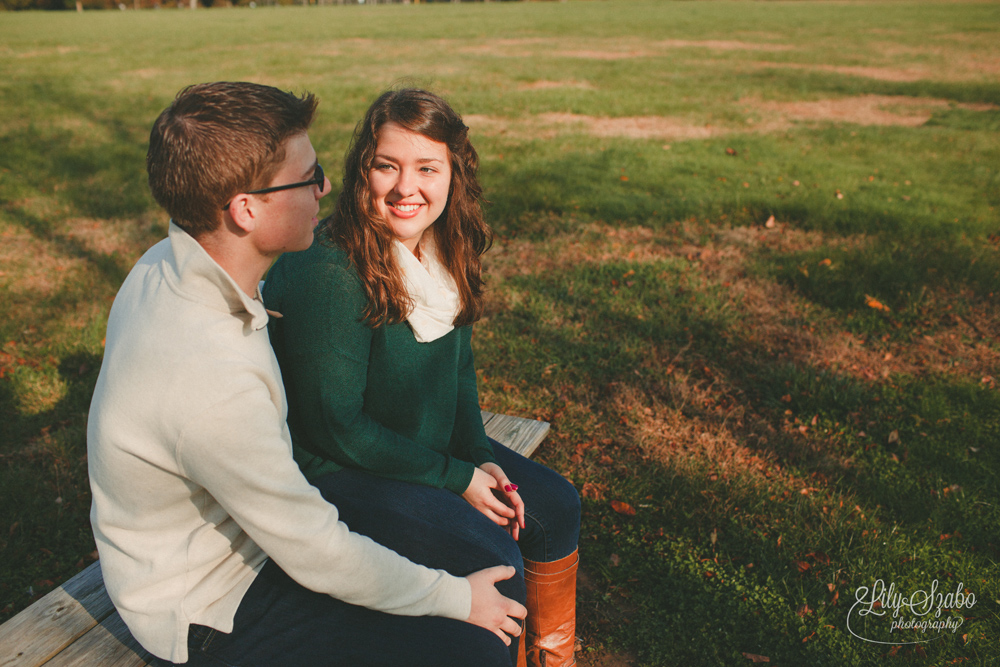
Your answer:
[2,1,999,664]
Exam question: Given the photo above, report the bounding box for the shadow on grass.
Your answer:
[479,254,998,664]
[482,135,998,242]
[0,353,102,622]
[759,237,1000,330]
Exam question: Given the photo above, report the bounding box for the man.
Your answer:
[87,81,525,666]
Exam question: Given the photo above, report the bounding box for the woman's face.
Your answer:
[369,122,452,255]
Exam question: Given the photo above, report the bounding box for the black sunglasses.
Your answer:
[222,164,325,210]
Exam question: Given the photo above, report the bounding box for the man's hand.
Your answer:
[465,566,527,645]
[461,466,518,529]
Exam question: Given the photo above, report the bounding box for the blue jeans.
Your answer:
[164,440,578,666]
[311,438,580,665]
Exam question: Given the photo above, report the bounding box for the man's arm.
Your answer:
[177,377,521,630]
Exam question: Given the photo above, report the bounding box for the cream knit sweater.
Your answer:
[87,223,470,663]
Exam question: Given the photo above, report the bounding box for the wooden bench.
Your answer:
[0,411,549,667]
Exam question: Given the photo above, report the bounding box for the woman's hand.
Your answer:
[465,565,527,645]
[462,463,526,540]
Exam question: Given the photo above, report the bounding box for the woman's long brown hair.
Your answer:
[319,88,492,328]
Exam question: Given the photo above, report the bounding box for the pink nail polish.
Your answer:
[504,484,512,492]
[510,484,518,491]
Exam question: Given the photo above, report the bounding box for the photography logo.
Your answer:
[847,579,976,645]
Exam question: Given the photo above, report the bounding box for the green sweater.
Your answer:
[264,238,496,495]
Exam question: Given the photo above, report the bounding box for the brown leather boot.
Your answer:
[517,627,527,667]
[523,550,579,667]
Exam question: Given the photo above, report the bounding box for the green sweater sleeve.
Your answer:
[451,326,496,467]
[267,247,477,495]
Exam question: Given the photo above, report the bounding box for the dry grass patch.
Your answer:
[488,220,1000,393]
[518,80,596,91]
[748,94,997,127]
[466,113,719,141]
[753,61,930,83]
[654,39,795,52]
[469,92,998,142]
[752,54,1000,82]
[0,225,78,297]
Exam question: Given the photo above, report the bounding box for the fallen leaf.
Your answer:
[765,215,776,228]
[741,653,770,663]
[703,571,715,578]
[887,430,900,446]
[808,551,831,564]
[609,553,621,567]
[795,560,811,573]
[819,258,832,267]
[611,500,636,516]
[796,603,812,617]
[581,482,605,500]
[835,189,844,199]
[865,295,890,312]
[726,147,738,156]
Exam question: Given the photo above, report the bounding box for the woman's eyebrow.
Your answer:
[373,154,443,164]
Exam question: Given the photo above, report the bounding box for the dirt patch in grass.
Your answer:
[466,113,718,141]
[542,113,716,139]
[0,225,76,297]
[559,39,794,60]
[750,95,986,127]
[468,95,996,141]
[655,39,795,52]
[753,61,929,83]
[753,56,1000,82]
[558,50,651,61]
[519,80,596,91]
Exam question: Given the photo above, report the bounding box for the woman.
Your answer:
[265,89,580,667]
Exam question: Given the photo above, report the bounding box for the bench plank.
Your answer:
[0,562,115,667]
[44,613,152,667]
[482,411,550,459]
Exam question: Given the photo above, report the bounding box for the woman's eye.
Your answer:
[420,166,437,173]
[374,163,394,171]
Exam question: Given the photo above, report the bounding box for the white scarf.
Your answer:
[393,236,460,343]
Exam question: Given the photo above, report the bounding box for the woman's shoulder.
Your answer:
[265,235,364,308]
[272,235,356,280]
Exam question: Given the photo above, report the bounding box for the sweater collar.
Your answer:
[167,222,269,331]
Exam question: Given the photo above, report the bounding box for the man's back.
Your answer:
[88,224,280,661]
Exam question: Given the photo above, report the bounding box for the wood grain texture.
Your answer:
[44,613,153,667]
[481,410,550,459]
[0,562,114,667]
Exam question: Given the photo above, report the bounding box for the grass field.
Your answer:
[2,1,999,664]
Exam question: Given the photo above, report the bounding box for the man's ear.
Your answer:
[224,194,258,234]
